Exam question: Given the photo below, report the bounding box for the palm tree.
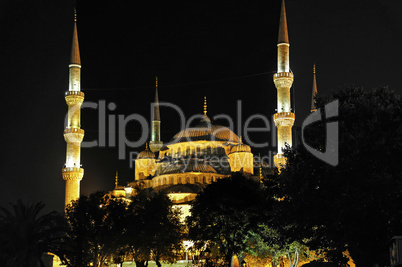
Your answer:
[0,200,69,267]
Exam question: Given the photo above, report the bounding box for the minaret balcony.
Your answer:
[65,91,84,106]
[274,112,295,127]
[274,73,294,89]
[64,128,84,135]
[64,128,84,143]
[65,90,84,97]
[274,72,294,79]
[274,154,287,168]
[274,112,295,120]
[62,167,84,181]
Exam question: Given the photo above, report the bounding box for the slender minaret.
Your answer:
[273,0,295,168]
[204,96,207,117]
[115,171,119,188]
[62,10,85,208]
[149,77,163,152]
[311,64,318,113]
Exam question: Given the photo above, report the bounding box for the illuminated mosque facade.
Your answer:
[62,0,299,213]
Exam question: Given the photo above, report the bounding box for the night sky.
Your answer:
[1,0,402,212]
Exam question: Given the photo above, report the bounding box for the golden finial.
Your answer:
[240,136,243,144]
[156,76,158,89]
[313,64,316,74]
[146,142,149,150]
[115,171,119,188]
[74,8,77,22]
[204,96,207,116]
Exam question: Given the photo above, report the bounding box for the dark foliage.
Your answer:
[0,200,69,267]
[275,86,402,266]
[187,172,268,266]
[125,189,184,267]
[64,191,128,266]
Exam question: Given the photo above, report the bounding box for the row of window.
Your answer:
[153,175,222,187]
[164,145,226,158]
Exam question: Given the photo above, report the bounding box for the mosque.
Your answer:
[61,0,308,213]
[55,1,332,266]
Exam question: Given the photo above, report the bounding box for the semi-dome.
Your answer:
[230,142,251,154]
[172,115,240,143]
[137,143,155,159]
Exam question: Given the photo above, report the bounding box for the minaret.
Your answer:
[115,171,119,188]
[62,10,85,208]
[204,96,208,117]
[149,77,163,152]
[311,64,318,113]
[273,0,295,168]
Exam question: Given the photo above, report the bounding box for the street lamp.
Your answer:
[241,260,247,267]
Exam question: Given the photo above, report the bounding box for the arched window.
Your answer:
[178,177,182,184]
[186,176,190,184]
[212,147,217,155]
[207,145,212,156]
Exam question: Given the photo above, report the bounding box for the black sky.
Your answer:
[1,0,402,212]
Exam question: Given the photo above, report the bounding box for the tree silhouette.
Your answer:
[65,191,128,267]
[125,189,184,267]
[276,86,402,266]
[0,200,68,267]
[187,173,267,266]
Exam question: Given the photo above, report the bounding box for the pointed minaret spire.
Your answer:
[150,77,163,153]
[115,171,119,188]
[278,0,289,44]
[311,64,318,113]
[204,96,207,116]
[153,76,160,121]
[258,153,263,181]
[70,9,81,65]
[62,8,85,209]
[273,0,295,169]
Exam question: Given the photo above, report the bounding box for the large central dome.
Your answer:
[171,115,240,143]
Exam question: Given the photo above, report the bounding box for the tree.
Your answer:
[276,86,402,266]
[125,189,184,267]
[0,200,69,267]
[65,191,128,267]
[187,172,267,266]
[245,220,314,267]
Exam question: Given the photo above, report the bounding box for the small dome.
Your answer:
[230,143,251,154]
[137,143,155,159]
[230,138,251,154]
